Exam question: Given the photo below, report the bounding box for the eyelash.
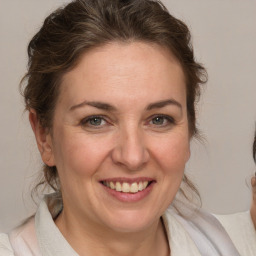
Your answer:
[80,114,175,129]
[148,114,175,127]
[80,115,109,128]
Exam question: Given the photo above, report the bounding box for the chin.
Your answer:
[101,208,161,233]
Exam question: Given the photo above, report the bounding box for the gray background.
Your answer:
[0,0,255,232]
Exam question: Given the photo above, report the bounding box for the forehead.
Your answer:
[59,42,186,107]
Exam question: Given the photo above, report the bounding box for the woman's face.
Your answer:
[46,42,190,232]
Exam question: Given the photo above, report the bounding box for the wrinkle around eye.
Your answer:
[147,115,175,128]
[80,116,110,130]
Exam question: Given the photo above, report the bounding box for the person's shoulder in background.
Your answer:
[215,211,256,256]
[0,233,14,256]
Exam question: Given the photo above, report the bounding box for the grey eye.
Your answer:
[152,116,165,125]
[149,115,175,127]
[89,117,104,126]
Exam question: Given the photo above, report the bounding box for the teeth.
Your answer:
[103,180,149,193]
[116,182,122,192]
[130,182,138,193]
[138,181,143,191]
[110,181,115,189]
[143,181,148,188]
[122,183,130,193]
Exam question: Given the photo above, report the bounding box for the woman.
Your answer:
[251,130,256,229]
[0,0,255,255]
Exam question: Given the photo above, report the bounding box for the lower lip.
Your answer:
[100,182,155,202]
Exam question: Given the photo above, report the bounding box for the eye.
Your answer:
[81,116,107,128]
[149,115,175,127]
[152,116,166,125]
[88,117,105,126]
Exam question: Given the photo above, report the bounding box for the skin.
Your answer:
[30,42,190,256]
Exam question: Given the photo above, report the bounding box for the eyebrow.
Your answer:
[69,99,182,112]
[70,101,117,111]
[146,99,182,111]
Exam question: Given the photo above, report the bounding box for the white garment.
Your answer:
[0,194,255,256]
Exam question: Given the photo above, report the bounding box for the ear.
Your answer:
[29,109,55,167]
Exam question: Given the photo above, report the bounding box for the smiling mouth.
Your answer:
[100,180,153,193]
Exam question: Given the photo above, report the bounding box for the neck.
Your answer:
[55,209,169,256]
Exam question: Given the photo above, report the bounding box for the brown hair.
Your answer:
[21,0,207,201]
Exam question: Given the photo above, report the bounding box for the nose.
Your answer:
[111,127,150,171]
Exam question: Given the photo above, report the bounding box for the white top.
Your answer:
[0,194,256,256]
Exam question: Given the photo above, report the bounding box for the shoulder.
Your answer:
[0,216,38,256]
[8,216,41,255]
[164,205,254,256]
[163,206,241,255]
[215,211,256,256]
[0,233,14,256]
[215,211,254,232]
[1,216,40,256]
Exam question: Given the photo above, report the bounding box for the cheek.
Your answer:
[151,134,190,174]
[52,131,110,178]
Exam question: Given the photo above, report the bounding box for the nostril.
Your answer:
[111,132,149,169]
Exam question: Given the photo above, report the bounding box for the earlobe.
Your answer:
[29,109,55,167]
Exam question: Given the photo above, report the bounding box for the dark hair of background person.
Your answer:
[253,129,256,163]
[20,0,207,204]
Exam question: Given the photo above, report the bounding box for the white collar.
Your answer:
[35,193,78,256]
[9,193,240,256]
